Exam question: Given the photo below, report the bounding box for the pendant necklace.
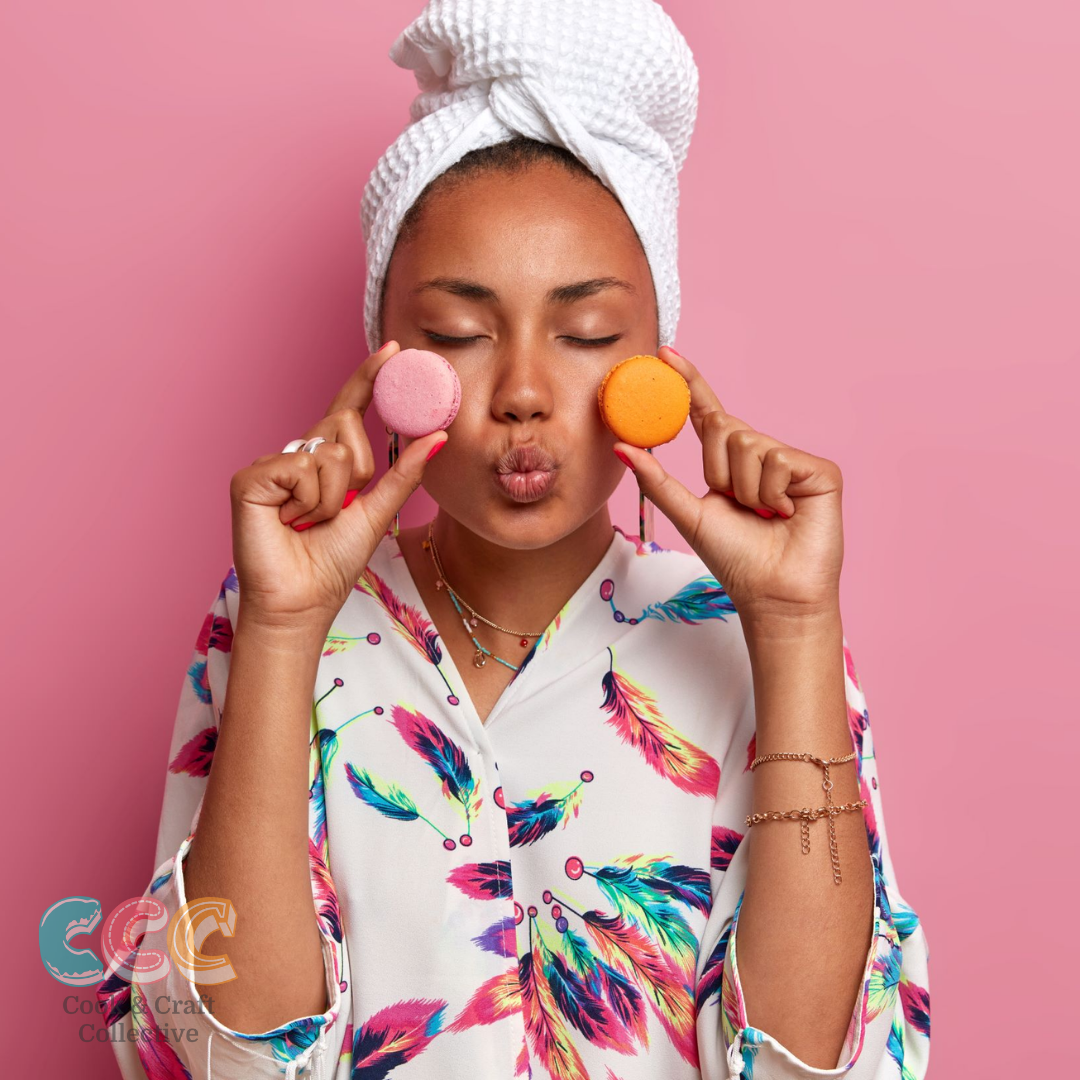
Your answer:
[424,521,546,672]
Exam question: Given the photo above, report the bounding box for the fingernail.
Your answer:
[426,438,447,461]
[667,345,684,358]
[754,507,775,518]
[720,489,736,498]
[378,340,393,352]
[293,520,316,531]
[342,489,359,508]
[614,449,635,472]
[777,511,791,519]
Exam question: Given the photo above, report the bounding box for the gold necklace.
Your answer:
[424,522,546,670]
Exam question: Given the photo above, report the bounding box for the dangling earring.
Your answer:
[386,424,400,537]
[639,448,655,545]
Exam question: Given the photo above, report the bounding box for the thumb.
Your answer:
[355,430,448,539]
[614,442,703,540]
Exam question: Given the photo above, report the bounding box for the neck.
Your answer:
[421,507,616,634]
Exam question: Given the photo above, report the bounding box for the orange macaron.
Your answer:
[597,354,691,448]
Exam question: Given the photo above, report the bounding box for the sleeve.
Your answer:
[694,634,931,1080]
[96,567,353,1080]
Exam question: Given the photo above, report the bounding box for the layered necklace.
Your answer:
[424,521,546,672]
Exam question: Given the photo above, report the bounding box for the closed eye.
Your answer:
[423,332,622,347]
[424,332,482,345]
[562,334,623,347]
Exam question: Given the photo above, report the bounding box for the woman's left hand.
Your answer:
[612,345,844,627]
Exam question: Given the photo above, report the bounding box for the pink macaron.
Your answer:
[372,348,461,438]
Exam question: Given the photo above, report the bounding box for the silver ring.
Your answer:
[281,437,327,454]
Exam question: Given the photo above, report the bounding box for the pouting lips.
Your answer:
[495,444,558,503]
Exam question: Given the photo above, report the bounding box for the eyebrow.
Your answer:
[411,276,636,304]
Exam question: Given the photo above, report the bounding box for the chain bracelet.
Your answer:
[747,750,864,885]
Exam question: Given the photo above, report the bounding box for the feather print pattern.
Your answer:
[589,858,701,967]
[519,944,589,1080]
[447,967,522,1033]
[310,760,328,855]
[345,763,419,822]
[637,575,737,625]
[309,839,343,943]
[106,528,927,1079]
[186,657,211,706]
[560,927,649,1051]
[389,705,481,829]
[473,916,518,958]
[694,923,731,1009]
[581,910,698,1067]
[600,647,720,798]
[356,567,442,665]
[540,948,628,1055]
[900,979,931,1037]
[351,998,448,1079]
[129,979,193,1080]
[95,953,135,1028]
[711,826,744,873]
[355,566,459,703]
[506,772,592,847]
[168,725,217,776]
[195,609,233,656]
[447,861,514,901]
[345,762,467,849]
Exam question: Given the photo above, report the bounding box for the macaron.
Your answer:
[372,348,461,438]
[597,354,690,448]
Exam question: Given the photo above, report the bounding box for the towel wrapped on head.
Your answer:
[361,0,700,354]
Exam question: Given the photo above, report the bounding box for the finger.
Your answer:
[657,345,728,441]
[348,430,448,542]
[289,442,353,530]
[700,408,758,495]
[613,441,704,542]
[728,429,777,518]
[759,446,797,518]
[241,450,321,524]
[325,339,399,419]
[232,453,322,517]
[301,409,375,493]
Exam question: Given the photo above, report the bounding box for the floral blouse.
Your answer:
[99,524,930,1080]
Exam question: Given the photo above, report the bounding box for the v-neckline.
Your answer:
[381,525,629,742]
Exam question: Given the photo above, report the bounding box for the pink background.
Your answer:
[3,2,1074,1075]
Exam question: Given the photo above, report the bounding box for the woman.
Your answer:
[100,2,930,1078]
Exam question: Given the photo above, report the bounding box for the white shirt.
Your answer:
[100,525,930,1079]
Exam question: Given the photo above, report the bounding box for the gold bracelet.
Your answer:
[747,750,864,885]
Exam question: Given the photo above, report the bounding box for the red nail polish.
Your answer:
[667,345,684,358]
[614,449,635,472]
[378,340,393,352]
[293,520,316,531]
[777,511,790,519]
[720,490,736,498]
[426,438,447,461]
[754,507,775,518]
[342,489,359,508]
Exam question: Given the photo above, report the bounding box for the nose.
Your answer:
[489,352,554,425]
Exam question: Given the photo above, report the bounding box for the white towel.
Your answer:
[360,0,699,354]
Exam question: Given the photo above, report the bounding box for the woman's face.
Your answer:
[380,161,660,550]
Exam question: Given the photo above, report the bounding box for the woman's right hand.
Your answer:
[228,341,448,636]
